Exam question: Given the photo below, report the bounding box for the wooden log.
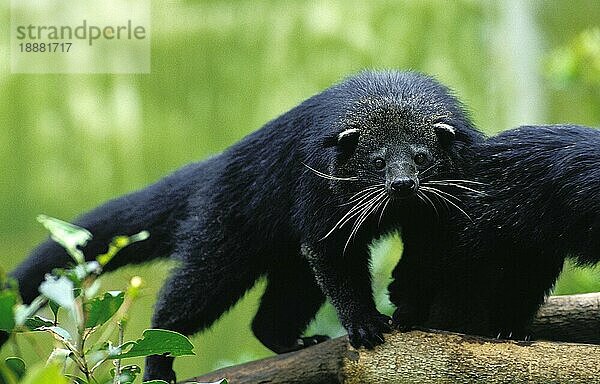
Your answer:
[186,292,600,384]
[532,292,600,344]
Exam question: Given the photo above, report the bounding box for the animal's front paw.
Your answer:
[346,312,392,349]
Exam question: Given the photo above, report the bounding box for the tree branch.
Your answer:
[186,292,600,384]
[532,292,600,343]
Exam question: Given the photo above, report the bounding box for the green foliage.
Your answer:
[111,364,141,384]
[84,291,125,328]
[39,325,72,342]
[97,232,149,267]
[38,276,76,314]
[113,329,195,359]
[4,358,25,380]
[36,215,92,265]
[18,363,68,384]
[0,292,17,332]
[48,300,60,323]
[0,357,26,384]
[0,216,202,383]
[22,316,53,330]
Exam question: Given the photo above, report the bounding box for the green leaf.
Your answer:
[112,364,141,384]
[23,316,54,330]
[84,291,125,328]
[39,276,75,312]
[85,349,109,368]
[0,362,19,384]
[48,300,60,322]
[19,362,68,384]
[5,357,25,379]
[39,326,72,341]
[0,291,17,332]
[37,214,92,264]
[112,329,195,359]
[46,348,70,370]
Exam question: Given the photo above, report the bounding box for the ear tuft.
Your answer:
[336,128,360,151]
[323,128,360,151]
[434,122,456,145]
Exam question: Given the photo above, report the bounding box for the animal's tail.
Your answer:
[9,162,203,305]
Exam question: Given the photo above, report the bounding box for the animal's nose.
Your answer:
[391,177,416,197]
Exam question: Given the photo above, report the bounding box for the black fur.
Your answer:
[4,71,482,381]
[389,124,600,339]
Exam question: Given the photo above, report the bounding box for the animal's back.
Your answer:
[470,125,600,261]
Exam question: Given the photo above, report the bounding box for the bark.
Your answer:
[186,292,600,384]
[532,292,600,344]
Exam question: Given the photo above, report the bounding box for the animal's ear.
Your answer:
[323,127,360,152]
[434,122,456,146]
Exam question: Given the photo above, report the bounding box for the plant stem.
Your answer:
[78,334,92,383]
[75,291,93,384]
[9,333,22,358]
[59,338,87,375]
[113,320,124,384]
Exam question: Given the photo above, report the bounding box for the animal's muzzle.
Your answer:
[390,177,417,198]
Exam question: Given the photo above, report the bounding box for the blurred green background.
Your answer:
[1,0,600,380]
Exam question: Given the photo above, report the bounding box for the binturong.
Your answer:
[2,71,482,382]
[389,124,600,340]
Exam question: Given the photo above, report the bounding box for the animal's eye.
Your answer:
[414,153,428,166]
[373,158,386,170]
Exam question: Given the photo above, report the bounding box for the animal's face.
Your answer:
[304,71,482,244]
[324,99,461,201]
[314,101,464,247]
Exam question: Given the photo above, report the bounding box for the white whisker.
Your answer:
[344,191,387,254]
[302,162,358,181]
[336,190,384,227]
[423,181,486,195]
[320,187,384,240]
[339,184,385,206]
[419,161,441,178]
[437,179,488,186]
[377,198,390,227]
[421,186,473,222]
[422,186,461,203]
[349,192,385,236]
[417,190,439,220]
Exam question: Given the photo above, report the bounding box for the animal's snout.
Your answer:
[391,177,417,197]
